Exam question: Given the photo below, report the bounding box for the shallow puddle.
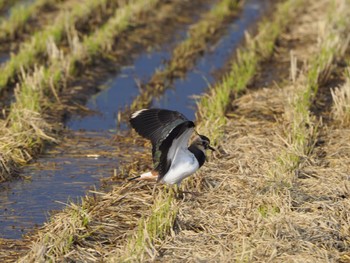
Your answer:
[0,0,271,239]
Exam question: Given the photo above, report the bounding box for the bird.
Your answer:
[129,108,215,186]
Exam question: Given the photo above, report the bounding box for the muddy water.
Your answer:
[0,0,271,239]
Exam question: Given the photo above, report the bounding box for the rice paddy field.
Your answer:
[0,0,349,262]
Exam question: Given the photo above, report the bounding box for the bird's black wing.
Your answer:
[130,108,189,144]
[129,108,194,178]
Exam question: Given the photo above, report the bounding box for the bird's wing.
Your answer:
[129,108,190,145]
[129,108,194,179]
[156,121,195,181]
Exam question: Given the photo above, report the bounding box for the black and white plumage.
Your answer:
[129,108,214,186]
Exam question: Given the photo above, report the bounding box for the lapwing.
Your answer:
[129,108,215,186]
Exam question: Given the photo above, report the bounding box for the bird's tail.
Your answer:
[128,171,158,181]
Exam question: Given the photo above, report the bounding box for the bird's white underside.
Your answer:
[161,149,199,185]
[161,127,199,185]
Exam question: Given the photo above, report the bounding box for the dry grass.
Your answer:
[161,91,350,262]
[111,188,177,262]
[331,67,350,125]
[277,0,350,177]
[0,37,70,181]
[17,198,93,262]
[153,0,350,261]
[0,66,57,182]
[160,108,287,261]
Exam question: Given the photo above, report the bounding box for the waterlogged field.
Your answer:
[0,0,349,262]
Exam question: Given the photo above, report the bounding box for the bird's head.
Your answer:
[193,134,216,152]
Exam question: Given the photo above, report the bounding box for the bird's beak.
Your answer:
[208,145,216,151]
